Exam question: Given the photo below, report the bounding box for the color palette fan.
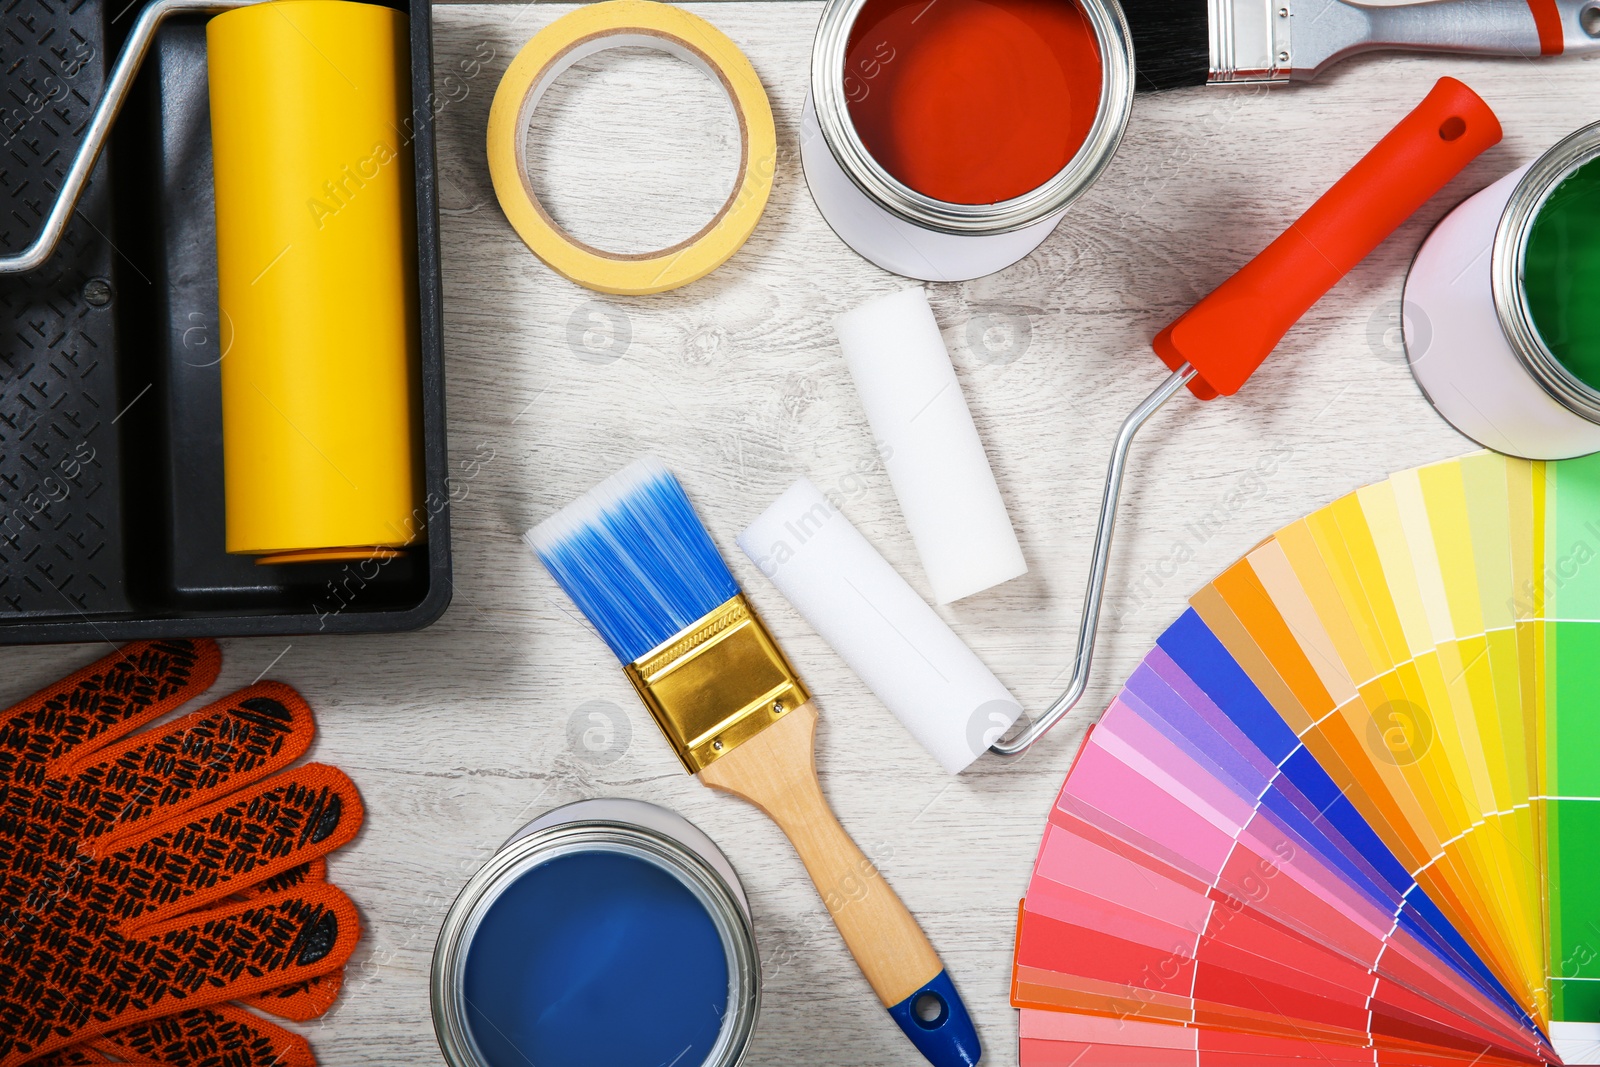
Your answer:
[1013,452,1600,1065]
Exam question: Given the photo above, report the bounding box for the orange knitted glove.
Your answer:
[0,639,365,1067]
[29,860,349,1066]
[30,1002,316,1067]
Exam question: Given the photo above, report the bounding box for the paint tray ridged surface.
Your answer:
[1012,452,1600,1065]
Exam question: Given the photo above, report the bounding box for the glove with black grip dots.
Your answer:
[0,639,364,1067]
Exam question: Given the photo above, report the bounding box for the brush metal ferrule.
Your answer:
[624,593,810,774]
[1208,0,1293,82]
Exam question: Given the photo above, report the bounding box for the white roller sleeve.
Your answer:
[738,478,1023,774]
[836,288,1027,604]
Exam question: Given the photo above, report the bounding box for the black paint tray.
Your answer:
[0,0,449,644]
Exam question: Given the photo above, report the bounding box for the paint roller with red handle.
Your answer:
[992,77,1502,756]
[1154,76,1503,400]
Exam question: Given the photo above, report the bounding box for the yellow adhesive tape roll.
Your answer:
[208,0,421,561]
[486,0,775,296]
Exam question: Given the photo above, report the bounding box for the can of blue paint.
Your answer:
[431,799,760,1067]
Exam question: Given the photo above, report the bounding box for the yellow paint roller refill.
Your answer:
[208,0,421,565]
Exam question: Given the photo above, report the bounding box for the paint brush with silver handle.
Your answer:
[1124,0,1600,90]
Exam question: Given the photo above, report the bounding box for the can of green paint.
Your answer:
[1406,121,1600,460]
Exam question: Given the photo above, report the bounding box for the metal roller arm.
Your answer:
[989,363,1198,757]
[0,0,257,274]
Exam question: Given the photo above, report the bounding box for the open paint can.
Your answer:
[1406,121,1600,460]
[432,798,760,1067]
[803,0,1133,281]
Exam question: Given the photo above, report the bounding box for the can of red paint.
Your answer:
[1406,122,1600,460]
[803,0,1134,281]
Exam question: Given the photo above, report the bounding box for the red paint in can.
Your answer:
[843,0,1104,205]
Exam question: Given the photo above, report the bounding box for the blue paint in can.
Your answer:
[461,849,731,1067]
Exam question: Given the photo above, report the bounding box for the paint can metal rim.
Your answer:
[810,0,1134,236]
[1492,120,1600,423]
[431,798,760,1067]
[804,0,1135,280]
[1404,119,1600,461]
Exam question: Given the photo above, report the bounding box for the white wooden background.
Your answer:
[6,8,1599,1063]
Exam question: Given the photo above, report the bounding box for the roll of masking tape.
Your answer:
[486,0,775,295]
[208,0,420,565]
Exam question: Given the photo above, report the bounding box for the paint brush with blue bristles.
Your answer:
[526,457,981,1067]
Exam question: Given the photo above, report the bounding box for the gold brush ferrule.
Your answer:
[624,593,810,774]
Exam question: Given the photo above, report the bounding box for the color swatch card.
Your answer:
[1014,453,1600,1065]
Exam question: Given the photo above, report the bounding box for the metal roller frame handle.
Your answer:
[989,363,1198,757]
[0,0,257,275]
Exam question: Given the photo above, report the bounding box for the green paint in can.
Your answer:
[1524,156,1600,393]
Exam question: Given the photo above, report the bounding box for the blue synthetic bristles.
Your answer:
[525,458,741,664]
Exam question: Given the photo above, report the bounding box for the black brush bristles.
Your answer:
[1120,0,1211,91]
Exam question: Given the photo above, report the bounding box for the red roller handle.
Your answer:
[1152,77,1501,400]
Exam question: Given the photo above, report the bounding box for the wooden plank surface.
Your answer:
[4,5,1599,1062]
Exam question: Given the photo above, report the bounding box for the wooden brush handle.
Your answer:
[700,701,937,1003]
[698,702,979,1067]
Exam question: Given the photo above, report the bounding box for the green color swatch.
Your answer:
[1545,454,1600,1021]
